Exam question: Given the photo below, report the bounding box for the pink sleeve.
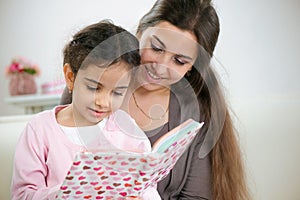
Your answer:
[11,123,59,200]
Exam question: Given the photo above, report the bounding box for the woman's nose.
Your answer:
[154,53,172,74]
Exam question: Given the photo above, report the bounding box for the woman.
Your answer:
[61,0,250,199]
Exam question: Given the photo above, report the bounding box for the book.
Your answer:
[56,119,204,199]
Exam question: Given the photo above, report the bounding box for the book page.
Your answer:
[152,119,204,153]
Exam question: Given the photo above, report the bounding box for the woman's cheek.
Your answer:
[140,49,156,64]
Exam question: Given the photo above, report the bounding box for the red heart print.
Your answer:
[100,176,108,180]
[119,192,127,196]
[108,161,117,165]
[94,186,102,190]
[60,186,68,190]
[110,171,118,176]
[123,177,131,181]
[94,156,101,160]
[66,176,74,180]
[106,186,114,190]
[83,166,91,170]
[139,171,146,176]
[121,161,128,166]
[90,181,99,186]
[134,180,142,185]
[93,167,101,171]
[124,183,132,187]
[75,191,83,195]
[128,157,136,161]
[113,183,121,187]
[128,168,136,172]
[80,181,88,185]
[104,156,113,160]
[73,161,81,165]
[97,171,105,176]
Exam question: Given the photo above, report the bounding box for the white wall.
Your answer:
[0,0,299,199]
[214,0,300,199]
[0,0,156,115]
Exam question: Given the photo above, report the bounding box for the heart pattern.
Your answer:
[56,121,202,199]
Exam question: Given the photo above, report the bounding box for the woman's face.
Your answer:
[137,21,198,91]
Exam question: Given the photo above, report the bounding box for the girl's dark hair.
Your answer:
[63,20,140,75]
[137,0,250,199]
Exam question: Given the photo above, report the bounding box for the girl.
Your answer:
[11,20,159,199]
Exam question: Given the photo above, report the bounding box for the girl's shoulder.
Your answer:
[26,105,66,130]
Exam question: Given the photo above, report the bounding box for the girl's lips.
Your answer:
[88,108,109,118]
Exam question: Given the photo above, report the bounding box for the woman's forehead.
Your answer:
[140,21,199,59]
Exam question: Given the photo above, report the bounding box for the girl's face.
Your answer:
[67,62,131,126]
[137,21,198,91]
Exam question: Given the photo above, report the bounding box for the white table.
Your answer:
[4,94,61,114]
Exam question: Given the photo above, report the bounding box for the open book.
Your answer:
[56,119,204,199]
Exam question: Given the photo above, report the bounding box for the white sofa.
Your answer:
[0,115,32,200]
[1,96,300,200]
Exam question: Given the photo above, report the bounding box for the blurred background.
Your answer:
[0,0,299,199]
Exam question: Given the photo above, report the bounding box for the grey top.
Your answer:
[145,92,212,200]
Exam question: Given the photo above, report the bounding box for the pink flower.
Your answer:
[5,56,40,76]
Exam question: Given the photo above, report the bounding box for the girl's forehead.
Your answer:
[77,62,131,84]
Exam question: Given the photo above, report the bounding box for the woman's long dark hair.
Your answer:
[137,0,251,199]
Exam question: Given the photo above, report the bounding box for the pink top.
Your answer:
[11,106,159,200]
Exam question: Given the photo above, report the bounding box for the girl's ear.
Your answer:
[63,63,75,92]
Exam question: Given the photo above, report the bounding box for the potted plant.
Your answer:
[6,56,40,96]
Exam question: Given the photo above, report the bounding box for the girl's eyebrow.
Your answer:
[152,35,193,61]
[84,78,128,89]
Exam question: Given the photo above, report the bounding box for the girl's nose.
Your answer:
[95,91,110,108]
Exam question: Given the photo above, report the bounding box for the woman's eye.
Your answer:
[151,42,163,53]
[174,57,187,66]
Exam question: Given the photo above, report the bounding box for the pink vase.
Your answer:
[9,73,37,96]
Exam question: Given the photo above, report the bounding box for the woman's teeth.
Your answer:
[147,68,160,80]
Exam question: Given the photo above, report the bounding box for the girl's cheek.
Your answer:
[111,98,124,111]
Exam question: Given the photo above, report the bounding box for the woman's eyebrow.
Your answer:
[152,35,193,61]
[177,54,193,61]
[152,35,166,48]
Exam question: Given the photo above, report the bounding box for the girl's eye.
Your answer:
[113,91,124,96]
[151,42,163,53]
[87,85,98,91]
